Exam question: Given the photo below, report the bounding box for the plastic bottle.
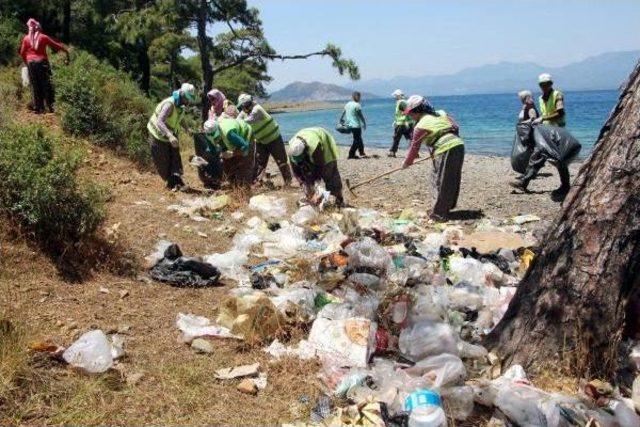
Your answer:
[405,389,446,427]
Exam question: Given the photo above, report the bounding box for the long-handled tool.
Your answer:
[345,154,434,198]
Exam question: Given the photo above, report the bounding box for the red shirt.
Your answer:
[19,34,66,63]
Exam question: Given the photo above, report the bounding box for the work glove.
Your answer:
[532,117,543,125]
[169,135,179,148]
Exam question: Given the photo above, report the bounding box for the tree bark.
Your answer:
[197,0,213,120]
[62,0,71,43]
[137,37,151,95]
[485,59,640,378]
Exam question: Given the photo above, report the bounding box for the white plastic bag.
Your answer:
[249,194,287,218]
[308,317,377,368]
[344,237,392,271]
[399,320,458,361]
[62,330,113,374]
[292,205,318,225]
[441,386,475,421]
[176,312,238,343]
[405,353,466,389]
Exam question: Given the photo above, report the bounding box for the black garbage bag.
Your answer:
[532,124,582,164]
[150,243,221,287]
[511,122,534,174]
[193,133,223,189]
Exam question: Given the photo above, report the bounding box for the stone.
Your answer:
[191,338,214,354]
[214,363,260,380]
[237,378,258,395]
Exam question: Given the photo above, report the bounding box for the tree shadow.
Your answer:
[446,209,485,221]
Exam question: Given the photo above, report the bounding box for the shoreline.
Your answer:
[264,100,343,114]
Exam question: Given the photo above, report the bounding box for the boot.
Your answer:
[509,178,528,192]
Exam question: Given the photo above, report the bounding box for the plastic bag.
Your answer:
[62,330,113,373]
[270,284,318,318]
[348,272,382,289]
[494,383,549,426]
[410,285,449,323]
[344,237,392,271]
[449,257,486,286]
[204,249,248,283]
[216,291,285,343]
[441,386,475,421]
[262,222,307,259]
[511,122,534,174]
[175,312,238,343]
[308,317,377,368]
[249,194,287,218]
[532,124,582,164]
[399,320,458,361]
[405,353,466,389]
[291,205,318,225]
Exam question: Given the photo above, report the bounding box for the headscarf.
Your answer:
[27,18,42,50]
[207,89,226,116]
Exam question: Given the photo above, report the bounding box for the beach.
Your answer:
[294,146,582,222]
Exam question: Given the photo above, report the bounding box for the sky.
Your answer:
[244,0,640,90]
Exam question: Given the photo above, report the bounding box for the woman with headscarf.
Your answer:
[19,19,70,114]
[206,89,230,121]
[402,95,465,220]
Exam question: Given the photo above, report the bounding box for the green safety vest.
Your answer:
[244,104,281,144]
[394,99,412,127]
[147,96,183,142]
[218,118,253,153]
[415,111,464,155]
[539,90,566,127]
[293,127,339,164]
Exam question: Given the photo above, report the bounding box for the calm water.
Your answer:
[274,90,619,157]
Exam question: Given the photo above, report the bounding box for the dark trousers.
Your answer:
[222,141,256,188]
[193,133,222,189]
[390,125,413,153]
[254,135,293,183]
[322,161,344,205]
[27,60,55,113]
[149,134,184,189]
[348,128,365,158]
[432,145,465,216]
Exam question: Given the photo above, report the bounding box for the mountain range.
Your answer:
[270,50,639,101]
[267,81,376,102]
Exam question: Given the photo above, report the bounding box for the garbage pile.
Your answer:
[168,198,639,426]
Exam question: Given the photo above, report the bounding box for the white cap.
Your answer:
[538,73,553,84]
[288,137,306,157]
[203,119,218,133]
[180,83,196,101]
[392,89,404,97]
[237,93,253,107]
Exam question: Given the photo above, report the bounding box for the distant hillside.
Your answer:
[357,50,640,96]
[268,81,377,102]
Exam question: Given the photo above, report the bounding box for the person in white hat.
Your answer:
[388,89,414,157]
[237,93,292,186]
[517,90,539,123]
[534,73,565,127]
[147,82,198,190]
[287,127,344,207]
[402,95,465,220]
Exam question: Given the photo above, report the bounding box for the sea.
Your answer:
[273,90,619,158]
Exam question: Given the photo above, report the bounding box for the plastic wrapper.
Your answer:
[269,284,318,318]
[399,320,458,361]
[62,330,113,373]
[175,312,238,343]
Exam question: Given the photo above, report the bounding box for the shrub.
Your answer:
[0,67,23,126]
[53,50,154,165]
[0,124,105,248]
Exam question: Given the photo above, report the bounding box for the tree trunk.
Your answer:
[137,38,151,95]
[485,59,640,378]
[62,0,71,43]
[197,0,213,120]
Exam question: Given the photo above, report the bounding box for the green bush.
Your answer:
[0,16,22,66]
[0,124,105,247]
[0,67,23,126]
[53,50,154,165]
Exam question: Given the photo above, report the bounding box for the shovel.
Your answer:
[345,154,434,198]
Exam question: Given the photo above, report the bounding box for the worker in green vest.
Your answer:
[237,93,292,186]
[147,83,197,190]
[205,117,255,189]
[287,127,344,207]
[402,95,465,221]
[388,89,414,157]
[533,73,566,127]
